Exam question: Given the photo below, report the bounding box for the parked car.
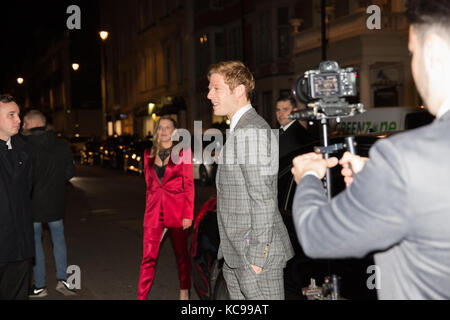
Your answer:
[99,135,136,169]
[80,139,102,166]
[69,136,91,161]
[190,133,402,300]
[123,138,153,175]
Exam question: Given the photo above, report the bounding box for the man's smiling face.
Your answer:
[207,73,239,119]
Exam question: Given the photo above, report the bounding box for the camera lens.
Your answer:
[292,76,310,104]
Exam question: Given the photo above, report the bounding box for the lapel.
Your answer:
[0,151,13,177]
[0,137,28,208]
[217,108,255,186]
[149,154,174,185]
[0,138,26,180]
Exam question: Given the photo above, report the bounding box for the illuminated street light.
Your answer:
[72,63,80,71]
[148,103,155,115]
[99,31,109,41]
[17,77,24,85]
[100,30,110,138]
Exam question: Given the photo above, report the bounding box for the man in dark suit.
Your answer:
[291,0,450,299]
[275,96,312,158]
[0,94,34,300]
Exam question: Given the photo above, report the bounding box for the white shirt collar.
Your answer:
[6,138,12,150]
[281,120,296,131]
[436,100,450,119]
[230,104,253,132]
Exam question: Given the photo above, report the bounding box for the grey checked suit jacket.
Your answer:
[216,107,294,269]
[293,110,450,299]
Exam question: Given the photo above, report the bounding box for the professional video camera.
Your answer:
[290,62,366,300]
[289,61,365,191]
[290,61,365,121]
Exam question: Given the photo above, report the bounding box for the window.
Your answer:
[277,7,290,58]
[215,31,225,62]
[164,45,171,84]
[175,0,183,9]
[258,11,272,63]
[211,0,223,8]
[262,91,273,125]
[196,33,211,79]
[227,27,242,61]
[335,0,349,18]
[153,52,158,87]
[176,39,184,84]
[194,0,210,14]
[138,0,155,31]
[161,0,168,17]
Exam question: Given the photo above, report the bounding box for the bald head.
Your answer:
[23,110,46,130]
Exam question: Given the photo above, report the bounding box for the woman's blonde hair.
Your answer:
[150,115,178,157]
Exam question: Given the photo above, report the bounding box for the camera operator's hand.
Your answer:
[339,152,369,187]
[292,153,338,184]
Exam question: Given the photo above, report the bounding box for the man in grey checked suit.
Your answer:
[207,61,294,300]
[291,0,450,299]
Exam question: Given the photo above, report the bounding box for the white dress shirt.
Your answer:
[436,100,450,119]
[230,104,253,133]
[6,138,12,150]
[280,119,296,132]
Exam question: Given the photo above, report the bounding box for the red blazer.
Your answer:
[143,148,195,228]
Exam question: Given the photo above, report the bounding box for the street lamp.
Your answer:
[99,31,109,41]
[99,30,109,138]
[72,63,80,71]
[17,77,24,85]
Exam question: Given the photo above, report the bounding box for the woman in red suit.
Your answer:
[138,115,194,300]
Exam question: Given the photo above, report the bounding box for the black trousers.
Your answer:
[0,259,32,300]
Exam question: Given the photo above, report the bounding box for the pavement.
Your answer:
[32,164,217,300]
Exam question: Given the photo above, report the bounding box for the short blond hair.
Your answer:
[207,61,255,101]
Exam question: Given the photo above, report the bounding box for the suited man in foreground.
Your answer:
[0,94,34,300]
[207,61,294,300]
[291,0,450,299]
[276,95,312,158]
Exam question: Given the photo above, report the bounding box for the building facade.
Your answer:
[291,0,419,111]
[100,0,195,136]
[99,0,419,137]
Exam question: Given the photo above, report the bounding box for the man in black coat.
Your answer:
[276,96,313,158]
[0,94,34,300]
[22,110,76,298]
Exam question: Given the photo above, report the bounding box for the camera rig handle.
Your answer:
[314,136,357,155]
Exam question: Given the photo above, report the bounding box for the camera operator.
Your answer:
[291,0,450,299]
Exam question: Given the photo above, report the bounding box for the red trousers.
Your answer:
[137,218,191,300]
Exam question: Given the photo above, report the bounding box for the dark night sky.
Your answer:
[0,1,99,92]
